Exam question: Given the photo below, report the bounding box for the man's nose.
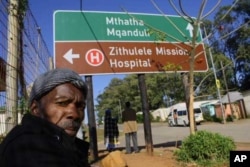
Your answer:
[66,103,80,119]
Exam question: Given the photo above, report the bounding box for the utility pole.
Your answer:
[220,61,234,120]
[6,0,20,132]
[208,46,226,123]
[204,28,226,124]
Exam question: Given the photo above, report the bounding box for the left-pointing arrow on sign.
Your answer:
[63,49,80,64]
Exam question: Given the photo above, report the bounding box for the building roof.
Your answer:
[221,91,243,103]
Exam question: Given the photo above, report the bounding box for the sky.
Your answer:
[28,0,234,109]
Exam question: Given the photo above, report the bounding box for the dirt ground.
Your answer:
[92,142,250,167]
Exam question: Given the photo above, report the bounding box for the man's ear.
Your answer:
[30,101,40,116]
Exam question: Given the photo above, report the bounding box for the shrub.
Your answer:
[212,115,222,123]
[174,130,236,166]
[154,116,161,122]
[203,112,214,122]
[136,114,143,123]
[226,115,234,122]
[136,112,154,123]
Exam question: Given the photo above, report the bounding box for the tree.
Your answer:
[6,0,28,131]
[96,77,125,122]
[156,0,211,134]
[213,0,250,90]
[95,72,187,122]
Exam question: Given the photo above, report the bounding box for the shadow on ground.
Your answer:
[90,140,182,164]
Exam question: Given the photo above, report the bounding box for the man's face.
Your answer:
[32,83,86,137]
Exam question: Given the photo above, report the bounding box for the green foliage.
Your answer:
[174,130,236,166]
[95,73,186,121]
[136,114,143,123]
[18,97,29,114]
[8,0,28,28]
[202,112,214,122]
[136,112,155,123]
[18,0,28,17]
[213,0,250,90]
[147,29,167,42]
[226,115,234,122]
[162,62,182,71]
[154,116,161,122]
[203,113,223,123]
[212,116,223,123]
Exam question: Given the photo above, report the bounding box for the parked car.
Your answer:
[167,102,204,127]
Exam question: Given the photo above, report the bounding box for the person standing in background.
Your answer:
[173,109,178,125]
[122,101,139,154]
[104,109,119,152]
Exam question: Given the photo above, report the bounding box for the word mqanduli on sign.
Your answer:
[106,17,150,39]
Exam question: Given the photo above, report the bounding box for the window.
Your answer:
[168,112,172,117]
[194,108,202,114]
[178,110,187,116]
[182,110,187,115]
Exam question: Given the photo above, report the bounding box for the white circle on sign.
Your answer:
[85,49,104,66]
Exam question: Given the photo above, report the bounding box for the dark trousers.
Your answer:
[125,132,139,153]
[174,118,178,125]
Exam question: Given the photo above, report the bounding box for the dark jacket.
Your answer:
[0,114,89,167]
[122,107,138,133]
[104,115,119,139]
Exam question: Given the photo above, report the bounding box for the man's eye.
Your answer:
[76,102,85,110]
[77,104,85,110]
[57,101,68,106]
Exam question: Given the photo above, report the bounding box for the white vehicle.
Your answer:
[167,102,204,127]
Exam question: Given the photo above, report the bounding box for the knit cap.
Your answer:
[28,68,88,106]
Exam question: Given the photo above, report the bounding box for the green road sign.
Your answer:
[54,10,208,75]
[54,11,202,43]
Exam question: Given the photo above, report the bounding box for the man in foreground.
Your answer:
[0,68,90,167]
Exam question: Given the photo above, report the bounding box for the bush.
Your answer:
[136,112,154,123]
[153,116,161,122]
[203,112,214,122]
[174,130,236,166]
[226,115,235,122]
[212,115,222,123]
[136,114,143,123]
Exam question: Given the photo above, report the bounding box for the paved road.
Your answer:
[98,118,250,150]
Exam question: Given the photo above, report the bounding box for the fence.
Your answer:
[0,1,51,135]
